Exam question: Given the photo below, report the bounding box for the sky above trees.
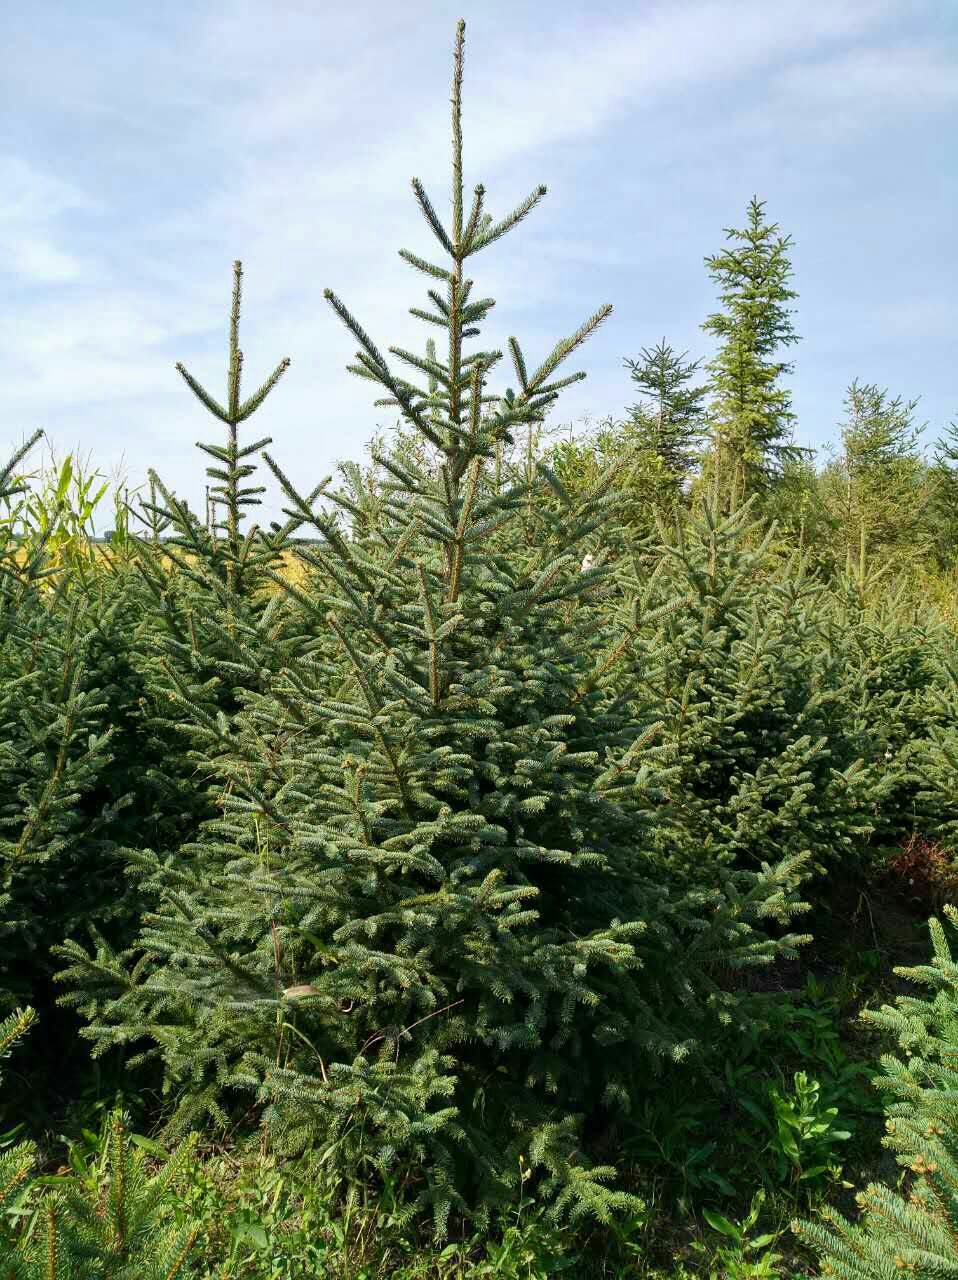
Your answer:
[1,0,955,517]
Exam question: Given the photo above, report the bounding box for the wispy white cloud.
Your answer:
[0,157,93,284]
[0,0,954,512]
[777,42,958,114]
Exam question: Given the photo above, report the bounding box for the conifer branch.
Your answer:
[408,307,449,329]
[0,428,43,498]
[471,184,547,253]
[389,346,454,388]
[174,364,230,423]
[462,183,485,253]
[525,305,613,393]
[508,338,529,392]
[532,371,587,397]
[323,290,390,375]
[398,249,454,282]
[411,178,455,257]
[237,357,291,421]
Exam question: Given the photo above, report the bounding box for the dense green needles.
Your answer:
[1,18,957,1279]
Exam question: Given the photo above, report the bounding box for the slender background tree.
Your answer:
[701,196,803,512]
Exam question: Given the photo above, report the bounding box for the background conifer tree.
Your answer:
[547,413,670,544]
[546,344,705,540]
[820,380,930,574]
[912,636,958,854]
[701,197,802,511]
[623,339,707,498]
[824,563,941,847]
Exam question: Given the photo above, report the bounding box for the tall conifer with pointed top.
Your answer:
[116,262,318,854]
[702,197,802,511]
[171,259,292,600]
[61,22,821,1232]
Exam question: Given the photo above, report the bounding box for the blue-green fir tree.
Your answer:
[60,23,819,1232]
[824,562,943,848]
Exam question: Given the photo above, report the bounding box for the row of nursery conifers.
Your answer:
[4,411,958,1274]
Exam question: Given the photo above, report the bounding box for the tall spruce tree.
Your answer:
[59,22,816,1230]
[702,197,802,511]
[623,339,707,497]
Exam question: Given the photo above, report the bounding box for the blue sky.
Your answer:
[2,0,956,518]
